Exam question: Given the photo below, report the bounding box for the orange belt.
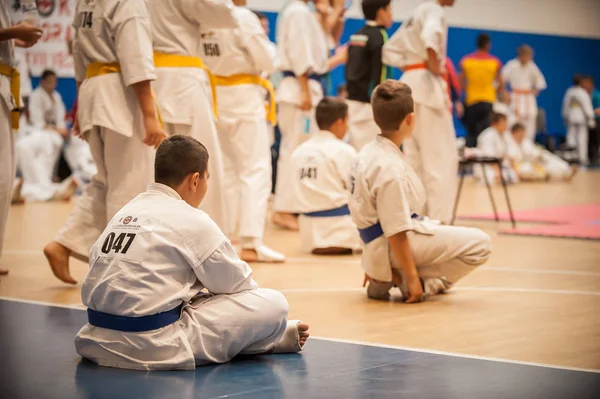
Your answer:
[403,63,451,111]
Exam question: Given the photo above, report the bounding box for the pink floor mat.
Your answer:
[461,203,600,240]
[459,203,600,224]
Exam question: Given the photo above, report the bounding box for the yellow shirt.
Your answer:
[460,51,502,106]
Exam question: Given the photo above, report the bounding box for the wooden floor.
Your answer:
[1,171,600,370]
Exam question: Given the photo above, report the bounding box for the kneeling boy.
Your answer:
[75,136,308,370]
[349,81,491,303]
[291,97,362,255]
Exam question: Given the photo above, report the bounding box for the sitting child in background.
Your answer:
[291,97,361,255]
[349,80,491,303]
[507,123,577,181]
[475,108,518,183]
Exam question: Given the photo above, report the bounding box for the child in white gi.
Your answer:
[75,135,309,371]
[349,80,491,303]
[44,0,167,285]
[562,74,596,166]
[291,97,361,255]
[476,110,518,184]
[507,123,577,181]
[382,0,458,224]
[501,45,547,140]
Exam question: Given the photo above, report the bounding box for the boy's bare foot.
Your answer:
[272,212,299,231]
[566,165,579,182]
[11,178,24,204]
[272,320,309,353]
[44,241,77,284]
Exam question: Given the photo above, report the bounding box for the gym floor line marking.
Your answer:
[276,286,600,296]
[1,296,597,375]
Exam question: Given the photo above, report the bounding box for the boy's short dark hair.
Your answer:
[40,69,57,81]
[316,97,348,130]
[371,80,414,131]
[362,0,391,21]
[155,135,209,187]
[477,33,491,50]
[573,74,583,86]
[337,83,347,95]
[490,112,507,124]
[511,122,526,133]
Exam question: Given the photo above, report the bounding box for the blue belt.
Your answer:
[87,304,183,333]
[358,213,421,244]
[282,70,327,94]
[304,204,350,218]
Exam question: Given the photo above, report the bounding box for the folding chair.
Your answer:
[451,157,516,228]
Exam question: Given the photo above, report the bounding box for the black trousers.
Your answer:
[589,125,599,165]
[464,101,493,148]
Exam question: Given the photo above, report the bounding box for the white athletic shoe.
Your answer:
[254,245,286,263]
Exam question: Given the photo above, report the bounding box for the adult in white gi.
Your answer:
[291,97,361,254]
[148,0,238,231]
[501,45,547,141]
[199,0,284,263]
[562,75,596,166]
[349,81,491,302]
[273,0,330,230]
[75,135,309,370]
[382,0,458,224]
[506,123,575,181]
[16,69,77,202]
[0,1,43,276]
[43,0,167,285]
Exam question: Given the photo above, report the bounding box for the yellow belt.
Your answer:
[213,74,276,125]
[0,63,21,129]
[153,51,218,118]
[85,62,164,127]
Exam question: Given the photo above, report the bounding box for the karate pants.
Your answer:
[566,123,589,165]
[273,103,318,213]
[55,128,154,258]
[218,114,271,242]
[181,288,289,365]
[163,119,225,231]
[347,100,379,151]
[299,215,361,253]
[15,129,64,201]
[0,102,16,257]
[516,114,537,141]
[390,224,491,284]
[403,103,458,224]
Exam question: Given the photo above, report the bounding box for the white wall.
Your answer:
[247,0,600,39]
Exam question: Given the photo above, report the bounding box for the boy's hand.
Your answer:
[405,276,424,303]
[299,90,312,111]
[143,116,167,149]
[10,22,43,45]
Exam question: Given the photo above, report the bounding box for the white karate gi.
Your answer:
[349,136,491,283]
[382,1,458,224]
[347,100,380,151]
[63,135,97,185]
[476,126,518,183]
[274,0,329,213]
[15,87,67,201]
[75,183,289,370]
[200,6,275,245]
[501,59,547,140]
[14,48,31,99]
[505,133,571,180]
[562,85,596,165]
[0,2,17,258]
[148,0,238,231]
[291,130,361,253]
[55,0,157,259]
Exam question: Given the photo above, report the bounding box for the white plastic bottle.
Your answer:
[21,0,40,27]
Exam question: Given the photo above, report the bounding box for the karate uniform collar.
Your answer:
[376,135,403,155]
[366,20,386,29]
[316,129,339,140]
[147,182,183,201]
